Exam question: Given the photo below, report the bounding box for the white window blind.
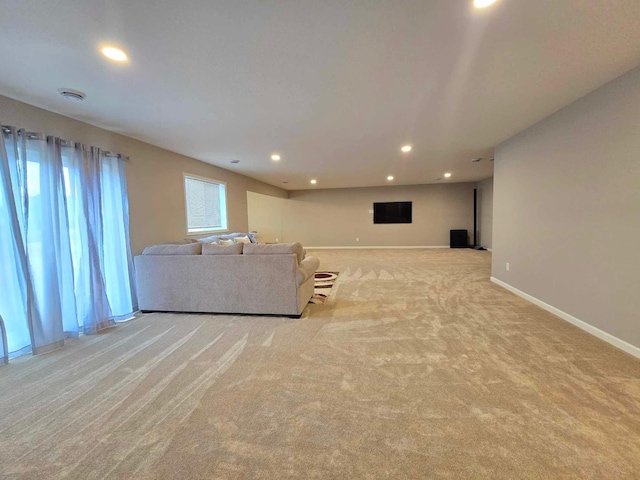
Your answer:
[184,175,227,233]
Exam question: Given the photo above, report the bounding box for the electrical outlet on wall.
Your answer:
[275,238,279,243]
[356,237,359,242]
[506,262,510,271]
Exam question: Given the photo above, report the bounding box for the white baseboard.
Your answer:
[305,246,449,250]
[490,277,640,359]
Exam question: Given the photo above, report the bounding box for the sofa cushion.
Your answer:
[142,242,202,255]
[243,242,304,263]
[202,242,243,255]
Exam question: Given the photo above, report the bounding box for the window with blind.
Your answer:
[184,174,228,234]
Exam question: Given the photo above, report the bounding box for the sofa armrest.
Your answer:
[296,256,320,286]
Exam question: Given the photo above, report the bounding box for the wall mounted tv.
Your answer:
[373,202,412,224]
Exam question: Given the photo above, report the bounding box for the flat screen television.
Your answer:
[373,201,412,224]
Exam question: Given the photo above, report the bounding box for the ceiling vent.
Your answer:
[230,159,240,164]
[57,88,87,102]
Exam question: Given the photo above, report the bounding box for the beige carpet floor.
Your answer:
[1,249,639,479]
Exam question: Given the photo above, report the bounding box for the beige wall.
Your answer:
[0,95,287,254]
[247,191,286,243]
[280,183,476,247]
[493,65,640,348]
[477,177,493,250]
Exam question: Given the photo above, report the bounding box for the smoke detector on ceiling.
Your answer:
[58,88,86,102]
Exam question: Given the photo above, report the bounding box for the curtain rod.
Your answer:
[1,125,131,162]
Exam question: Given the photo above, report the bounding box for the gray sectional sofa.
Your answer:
[134,242,319,317]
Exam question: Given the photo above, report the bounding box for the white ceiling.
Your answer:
[1,1,640,190]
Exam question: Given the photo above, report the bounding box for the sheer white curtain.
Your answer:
[0,315,7,365]
[100,156,136,320]
[0,127,37,356]
[0,126,137,358]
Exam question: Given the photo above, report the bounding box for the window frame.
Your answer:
[183,173,228,236]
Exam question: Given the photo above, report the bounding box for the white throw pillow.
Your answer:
[234,235,251,244]
[217,239,234,246]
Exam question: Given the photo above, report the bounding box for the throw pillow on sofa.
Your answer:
[202,243,243,255]
[248,231,265,244]
[217,239,234,246]
[196,231,265,244]
[218,232,245,241]
[197,234,220,243]
[233,235,251,244]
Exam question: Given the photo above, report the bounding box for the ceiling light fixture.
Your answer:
[271,154,281,161]
[401,145,412,153]
[387,176,394,181]
[444,172,452,178]
[474,0,497,8]
[310,179,317,185]
[101,46,128,62]
[57,88,87,102]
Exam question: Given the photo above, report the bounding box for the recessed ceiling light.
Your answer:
[387,176,394,181]
[271,154,281,161]
[474,0,497,8]
[57,88,87,102]
[310,179,317,185]
[444,172,452,178]
[401,145,412,153]
[101,46,128,62]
